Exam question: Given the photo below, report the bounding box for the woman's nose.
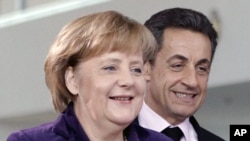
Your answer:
[118,70,135,88]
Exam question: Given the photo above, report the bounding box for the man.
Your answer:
[139,8,225,141]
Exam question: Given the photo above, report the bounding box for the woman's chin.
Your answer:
[110,114,136,126]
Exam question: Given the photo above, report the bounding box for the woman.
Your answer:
[7,11,172,141]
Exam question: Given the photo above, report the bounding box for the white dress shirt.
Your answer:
[138,102,198,141]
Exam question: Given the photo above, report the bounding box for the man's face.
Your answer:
[145,28,212,125]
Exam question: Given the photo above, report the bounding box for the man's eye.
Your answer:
[197,66,209,74]
[170,64,183,71]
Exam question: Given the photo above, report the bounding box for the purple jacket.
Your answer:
[7,103,172,141]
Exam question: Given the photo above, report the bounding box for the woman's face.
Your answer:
[65,51,146,126]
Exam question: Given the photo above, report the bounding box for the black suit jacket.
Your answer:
[189,116,225,141]
[135,116,225,141]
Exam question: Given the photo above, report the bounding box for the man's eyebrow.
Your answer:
[166,54,188,63]
[197,58,211,67]
[166,54,211,66]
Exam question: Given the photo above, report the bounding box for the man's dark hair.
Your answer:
[145,7,218,63]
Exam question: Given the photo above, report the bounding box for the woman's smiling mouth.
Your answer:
[109,96,134,101]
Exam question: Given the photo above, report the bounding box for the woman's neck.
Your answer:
[81,121,125,141]
[74,104,127,141]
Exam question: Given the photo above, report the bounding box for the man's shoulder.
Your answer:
[198,126,225,141]
[198,125,225,141]
[190,117,225,141]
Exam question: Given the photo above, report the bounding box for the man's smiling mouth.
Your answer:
[174,92,197,99]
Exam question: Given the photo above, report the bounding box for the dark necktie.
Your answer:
[161,127,184,141]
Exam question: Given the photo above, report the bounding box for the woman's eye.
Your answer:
[131,68,142,74]
[103,66,116,71]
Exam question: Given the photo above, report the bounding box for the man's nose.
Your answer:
[182,68,198,88]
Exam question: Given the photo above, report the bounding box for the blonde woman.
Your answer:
[7,11,172,141]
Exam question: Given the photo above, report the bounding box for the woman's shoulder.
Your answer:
[6,110,81,141]
[6,121,59,141]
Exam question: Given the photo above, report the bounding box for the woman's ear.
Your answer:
[65,67,78,95]
[143,61,151,81]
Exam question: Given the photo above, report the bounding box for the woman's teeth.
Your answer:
[109,96,133,101]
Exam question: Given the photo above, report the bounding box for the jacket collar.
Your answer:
[189,116,204,141]
[52,103,149,141]
[53,102,90,141]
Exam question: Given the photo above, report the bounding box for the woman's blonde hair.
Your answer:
[44,10,157,112]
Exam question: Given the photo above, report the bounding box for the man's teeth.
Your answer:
[175,93,194,98]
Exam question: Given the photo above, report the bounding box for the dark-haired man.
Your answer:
[139,8,225,141]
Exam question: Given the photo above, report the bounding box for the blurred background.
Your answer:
[0,0,250,140]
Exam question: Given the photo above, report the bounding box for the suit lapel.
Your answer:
[53,103,90,141]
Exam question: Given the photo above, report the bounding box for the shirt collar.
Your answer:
[178,118,193,141]
[138,102,170,132]
[138,102,197,141]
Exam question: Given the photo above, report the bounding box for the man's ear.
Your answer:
[65,67,78,95]
[144,61,151,81]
